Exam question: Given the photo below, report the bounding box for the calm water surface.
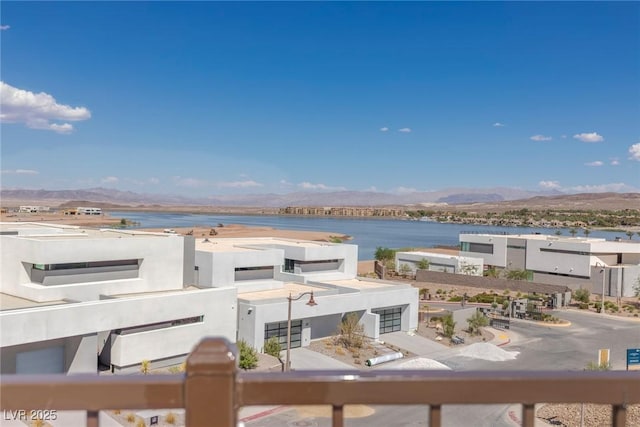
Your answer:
[111,211,629,260]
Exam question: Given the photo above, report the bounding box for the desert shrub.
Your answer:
[335,347,345,356]
[586,361,611,371]
[573,288,590,303]
[578,302,589,310]
[238,339,258,370]
[140,359,150,375]
[448,295,463,302]
[336,313,364,349]
[126,413,136,423]
[136,419,146,427]
[263,336,282,358]
[441,314,456,338]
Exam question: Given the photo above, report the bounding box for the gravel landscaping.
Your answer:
[537,403,640,427]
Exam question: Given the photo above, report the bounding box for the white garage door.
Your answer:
[16,346,64,374]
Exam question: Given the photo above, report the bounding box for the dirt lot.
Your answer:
[308,337,415,369]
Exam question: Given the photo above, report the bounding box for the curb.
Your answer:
[240,406,288,423]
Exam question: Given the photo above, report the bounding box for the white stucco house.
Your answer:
[0,223,237,375]
[1,225,419,378]
[195,237,418,351]
[459,233,640,296]
[395,250,484,276]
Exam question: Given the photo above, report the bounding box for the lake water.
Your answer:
[111,211,629,260]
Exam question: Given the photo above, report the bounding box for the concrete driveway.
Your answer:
[288,347,356,370]
[380,331,450,357]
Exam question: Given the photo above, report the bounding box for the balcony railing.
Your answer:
[2,337,639,427]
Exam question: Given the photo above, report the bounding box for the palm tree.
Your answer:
[626,231,634,240]
[569,228,577,237]
[583,228,591,237]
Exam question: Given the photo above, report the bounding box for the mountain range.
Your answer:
[0,187,565,207]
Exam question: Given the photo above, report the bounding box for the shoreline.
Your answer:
[3,209,638,234]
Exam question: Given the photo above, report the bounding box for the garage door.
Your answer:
[265,320,302,349]
[373,307,402,334]
[16,346,64,374]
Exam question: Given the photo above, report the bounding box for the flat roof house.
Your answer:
[459,233,640,297]
[195,237,418,351]
[0,223,237,376]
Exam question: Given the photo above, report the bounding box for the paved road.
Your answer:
[244,308,640,427]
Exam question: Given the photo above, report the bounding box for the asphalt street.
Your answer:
[244,308,640,427]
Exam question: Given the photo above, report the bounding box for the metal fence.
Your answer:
[2,337,639,427]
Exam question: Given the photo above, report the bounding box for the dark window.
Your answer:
[461,242,494,254]
[32,259,139,271]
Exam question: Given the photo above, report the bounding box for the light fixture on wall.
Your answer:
[247,307,253,315]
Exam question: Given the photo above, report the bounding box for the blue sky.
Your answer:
[1,1,639,197]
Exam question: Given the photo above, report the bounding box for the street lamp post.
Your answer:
[595,262,606,314]
[285,291,317,371]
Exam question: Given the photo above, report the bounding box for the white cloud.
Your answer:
[1,25,10,31]
[148,177,160,184]
[561,135,567,139]
[298,182,347,191]
[398,128,412,133]
[530,135,552,142]
[538,180,561,190]
[584,161,603,167]
[101,176,119,184]
[364,186,378,192]
[1,169,39,175]
[380,127,389,132]
[493,122,505,127]
[0,81,91,134]
[573,132,604,143]
[629,143,640,161]
[216,180,263,188]
[610,158,620,166]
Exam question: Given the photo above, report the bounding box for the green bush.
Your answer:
[448,295,463,302]
[466,311,489,336]
[441,314,456,338]
[263,337,282,358]
[573,288,590,303]
[238,340,258,370]
[578,302,589,310]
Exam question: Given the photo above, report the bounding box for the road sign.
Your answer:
[627,348,640,371]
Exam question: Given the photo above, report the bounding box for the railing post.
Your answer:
[185,337,238,427]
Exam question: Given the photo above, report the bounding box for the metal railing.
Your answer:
[2,337,639,427]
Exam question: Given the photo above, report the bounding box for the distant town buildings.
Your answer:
[279,206,404,217]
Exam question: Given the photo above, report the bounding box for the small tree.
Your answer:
[263,336,282,358]
[554,230,562,236]
[573,288,590,303]
[399,263,413,277]
[466,310,489,336]
[417,258,430,270]
[569,228,578,237]
[140,359,150,375]
[336,313,364,349]
[626,231,635,240]
[238,340,258,370]
[583,228,591,237]
[441,313,456,338]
